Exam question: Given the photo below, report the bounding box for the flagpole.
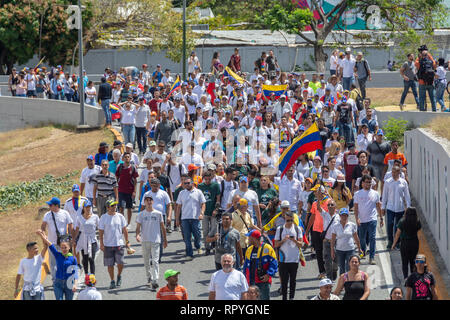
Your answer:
[182,0,186,81]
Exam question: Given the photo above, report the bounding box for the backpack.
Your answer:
[355,90,364,111]
[417,57,435,85]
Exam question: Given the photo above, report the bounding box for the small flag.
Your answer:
[224,66,244,85]
[168,75,181,97]
[262,84,288,100]
[110,103,121,120]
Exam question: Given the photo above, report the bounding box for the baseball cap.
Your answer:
[339,208,349,216]
[156,64,161,68]
[72,184,80,192]
[319,278,333,287]
[164,269,180,280]
[125,142,133,148]
[207,163,216,171]
[144,194,153,200]
[376,129,384,136]
[299,125,305,131]
[46,197,60,206]
[239,198,248,206]
[255,116,263,121]
[152,162,162,168]
[86,155,94,160]
[113,140,122,147]
[304,79,310,83]
[149,141,157,146]
[239,176,248,183]
[106,199,118,207]
[83,199,92,207]
[305,177,313,184]
[280,94,286,99]
[337,175,346,183]
[188,164,199,171]
[245,229,261,239]
[99,142,108,147]
[284,210,294,217]
[280,200,290,208]
[332,128,339,134]
[345,47,351,52]
[142,64,148,68]
[85,274,96,286]
[348,142,355,149]
[361,123,368,128]
[314,155,322,162]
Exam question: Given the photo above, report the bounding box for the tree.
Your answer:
[258,0,447,72]
[87,0,199,63]
[0,0,93,74]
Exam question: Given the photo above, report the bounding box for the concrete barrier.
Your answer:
[404,128,450,273]
[377,111,450,129]
[0,97,104,132]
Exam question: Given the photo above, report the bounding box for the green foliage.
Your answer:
[257,4,313,34]
[382,117,408,145]
[0,172,78,212]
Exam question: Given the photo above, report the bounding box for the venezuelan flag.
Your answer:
[110,103,121,120]
[262,84,288,100]
[278,122,322,178]
[168,75,181,97]
[224,66,244,85]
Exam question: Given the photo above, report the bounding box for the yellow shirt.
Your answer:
[329,187,352,210]
[232,209,255,248]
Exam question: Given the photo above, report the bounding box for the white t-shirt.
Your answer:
[17,255,43,292]
[176,188,206,220]
[80,165,101,199]
[275,224,303,263]
[25,74,37,91]
[78,287,102,300]
[220,180,238,210]
[135,104,150,128]
[98,213,127,247]
[143,189,171,215]
[188,56,199,73]
[340,58,356,78]
[167,163,187,191]
[354,189,380,223]
[208,269,248,300]
[120,105,137,125]
[42,209,73,244]
[136,209,163,243]
[331,221,358,251]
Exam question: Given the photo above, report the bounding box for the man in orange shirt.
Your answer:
[305,185,331,280]
[156,269,188,300]
[382,140,408,181]
[415,46,437,112]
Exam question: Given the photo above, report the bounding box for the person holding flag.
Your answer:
[168,75,181,98]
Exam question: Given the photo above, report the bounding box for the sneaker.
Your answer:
[147,277,152,284]
[277,287,282,295]
[369,258,376,265]
[399,103,404,111]
[186,255,194,261]
[174,226,179,232]
[387,242,393,251]
[151,282,159,290]
[205,249,210,256]
[109,280,116,289]
[166,227,172,234]
[116,275,122,287]
[198,248,203,255]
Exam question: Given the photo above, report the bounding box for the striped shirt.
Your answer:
[156,285,188,300]
[92,171,118,197]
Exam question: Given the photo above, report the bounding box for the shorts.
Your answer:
[118,192,133,209]
[103,246,125,266]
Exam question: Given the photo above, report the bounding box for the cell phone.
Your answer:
[289,236,295,239]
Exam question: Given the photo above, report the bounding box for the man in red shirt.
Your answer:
[115,152,139,226]
[343,142,359,191]
[148,89,161,116]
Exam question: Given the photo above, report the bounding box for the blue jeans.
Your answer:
[435,81,447,110]
[358,220,377,259]
[65,93,74,102]
[16,94,27,97]
[342,77,353,91]
[122,124,136,145]
[419,84,436,111]
[53,279,74,300]
[181,219,201,257]
[386,210,404,244]
[52,93,63,100]
[337,121,353,143]
[101,99,112,125]
[400,80,419,106]
[135,127,147,154]
[336,249,355,275]
[256,282,271,300]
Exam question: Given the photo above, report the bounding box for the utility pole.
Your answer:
[182,0,186,81]
[78,0,86,126]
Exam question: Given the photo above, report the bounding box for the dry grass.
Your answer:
[367,87,419,108]
[0,126,114,300]
[0,127,52,157]
[422,116,450,141]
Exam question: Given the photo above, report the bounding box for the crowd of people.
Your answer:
[13,46,442,301]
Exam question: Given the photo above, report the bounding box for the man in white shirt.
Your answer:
[193,76,206,98]
[208,253,248,300]
[310,278,340,300]
[300,80,314,98]
[175,177,206,259]
[319,200,340,281]
[40,197,73,281]
[15,236,48,300]
[340,48,356,91]
[136,195,168,290]
[78,274,102,300]
[274,166,303,213]
[181,141,204,175]
[184,85,199,118]
[272,95,292,122]
[382,165,411,249]
[80,155,101,204]
[354,174,383,265]
[326,75,343,101]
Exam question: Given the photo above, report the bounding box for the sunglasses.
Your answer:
[415,260,425,264]
[328,204,335,207]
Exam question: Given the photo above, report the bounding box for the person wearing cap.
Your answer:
[107,139,123,162]
[175,176,207,259]
[136,194,168,290]
[311,278,340,300]
[327,74,343,101]
[151,64,163,85]
[366,129,391,183]
[80,155,101,205]
[77,274,102,300]
[273,94,292,122]
[94,142,109,166]
[319,199,340,281]
[274,209,303,300]
[339,48,356,91]
[40,197,74,282]
[360,107,378,135]
[242,229,278,300]
[98,199,130,289]
[227,176,262,228]
[156,269,188,300]
[274,166,303,214]
[73,200,100,276]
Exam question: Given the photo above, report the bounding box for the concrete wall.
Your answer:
[0,97,104,132]
[404,128,450,272]
[377,111,450,129]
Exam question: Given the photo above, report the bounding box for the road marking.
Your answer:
[376,224,394,295]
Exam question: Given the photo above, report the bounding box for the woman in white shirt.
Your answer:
[111,82,122,104]
[73,201,99,275]
[435,58,448,112]
[331,208,361,275]
[330,49,339,76]
[296,153,313,179]
[118,97,138,145]
[85,81,97,106]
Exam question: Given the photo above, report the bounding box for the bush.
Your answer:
[382,117,408,145]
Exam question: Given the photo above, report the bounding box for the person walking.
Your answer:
[136,194,168,290]
[80,155,101,205]
[156,269,188,300]
[98,77,112,127]
[118,97,138,145]
[208,254,248,300]
[78,274,102,300]
[175,176,206,260]
[199,171,221,255]
[310,278,340,300]
[392,207,422,280]
[274,210,303,300]
[354,52,371,99]
[333,255,370,300]
[320,200,340,281]
[242,230,278,300]
[331,208,362,275]
[353,175,383,265]
[382,165,411,250]
[98,199,131,289]
[135,97,151,155]
[115,152,139,227]
[36,230,78,300]
[399,53,420,110]
[340,48,356,91]
[366,129,391,184]
[435,58,449,111]
[415,46,437,112]
[15,237,48,300]
[405,254,439,300]
[92,159,119,217]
